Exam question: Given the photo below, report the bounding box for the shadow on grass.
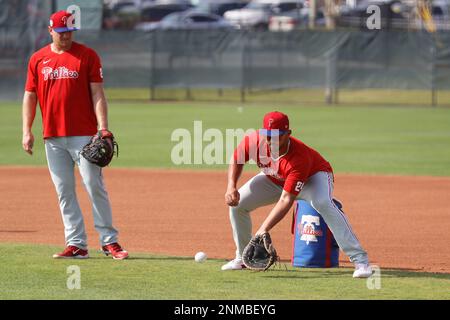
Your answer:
[379,270,450,280]
[126,256,193,261]
[260,267,450,280]
[260,270,352,280]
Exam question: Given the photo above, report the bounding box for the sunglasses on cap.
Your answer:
[259,129,290,137]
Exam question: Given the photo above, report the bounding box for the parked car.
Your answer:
[268,4,309,31]
[107,0,141,29]
[103,0,193,29]
[268,7,326,31]
[194,0,250,16]
[110,0,139,13]
[135,10,236,30]
[223,0,304,30]
[336,0,407,30]
[140,0,194,22]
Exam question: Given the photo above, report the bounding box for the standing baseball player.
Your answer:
[222,111,372,278]
[22,10,128,260]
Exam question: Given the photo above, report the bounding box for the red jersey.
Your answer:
[25,42,103,138]
[233,131,333,195]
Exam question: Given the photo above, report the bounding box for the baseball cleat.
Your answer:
[53,245,89,259]
[221,259,246,271]
[353,263,374,278]
[102,242,129,260]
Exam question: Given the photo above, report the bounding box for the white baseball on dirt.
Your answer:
[195,251,207,263]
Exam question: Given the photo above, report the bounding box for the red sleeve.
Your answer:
[283,157,312,196]
[88,49,103,83]
[233,135,250,164]
[233,131,258,164]
[25,55,37,92]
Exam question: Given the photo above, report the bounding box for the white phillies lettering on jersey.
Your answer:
[41,66,79,81]
[257,155,283,180]
[299,215,322,245]
[259,165,284,181]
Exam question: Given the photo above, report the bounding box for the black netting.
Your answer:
[2,0,450,104]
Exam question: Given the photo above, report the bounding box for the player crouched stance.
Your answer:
[222,111,372,278]
[22,11,128,260]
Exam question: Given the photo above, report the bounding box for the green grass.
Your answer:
[0,243,448,300]
[106,87,450,107]
[2,101,450,176]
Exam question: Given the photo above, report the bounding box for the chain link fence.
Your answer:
[2,0,450,106]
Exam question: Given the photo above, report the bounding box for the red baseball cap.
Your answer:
[260,111,290,136]
[49,11,78,33]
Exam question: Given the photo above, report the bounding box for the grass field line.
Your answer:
[2,165,450,180]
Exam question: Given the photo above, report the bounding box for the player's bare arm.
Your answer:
[90,82,109,130]
[255,190,297,236]
[22,91,37,155]
[225,161,244,207]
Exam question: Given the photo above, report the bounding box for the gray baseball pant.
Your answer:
[45,136,118,250]
[229,171,369,264]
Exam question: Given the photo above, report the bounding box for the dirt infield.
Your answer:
[0,167,449,273]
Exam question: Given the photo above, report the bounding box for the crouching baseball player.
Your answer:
[222,111,373,278]
[22,11,128,260]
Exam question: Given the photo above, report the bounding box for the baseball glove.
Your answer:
[80,129,118,167]
[242,232,278,271]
